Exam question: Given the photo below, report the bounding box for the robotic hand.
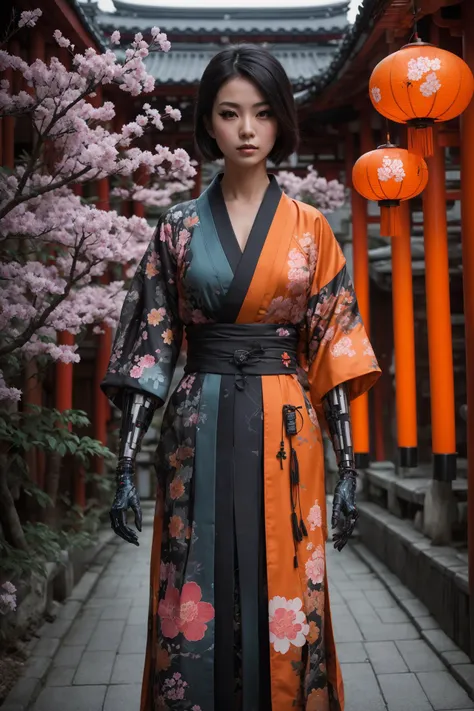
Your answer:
[110,457,142,546]
[322,383,358,552]
[110,391,157,546]
[331,467,358,552]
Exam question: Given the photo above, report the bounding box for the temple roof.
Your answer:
[113,42,335,86]
[298,0,429,110]
[89,0,349,89]
[96,1,349,37]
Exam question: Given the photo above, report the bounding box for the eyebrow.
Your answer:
[218,101,270,108]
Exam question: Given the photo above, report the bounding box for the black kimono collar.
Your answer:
[206,172,283,323]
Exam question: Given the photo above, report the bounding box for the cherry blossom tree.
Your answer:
[276,165,345,213]
[0,11,196,564]
[0,10,196,401]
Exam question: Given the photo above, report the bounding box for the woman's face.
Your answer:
[208,75,278,168]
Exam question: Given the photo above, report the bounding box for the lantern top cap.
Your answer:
[400,39,435,50]
[376,141,398,150]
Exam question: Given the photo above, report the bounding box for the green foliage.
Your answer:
[0,405,114,578]
[0,522,98,579]
[0,405,114,478]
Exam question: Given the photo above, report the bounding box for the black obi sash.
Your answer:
[184,323,297,382]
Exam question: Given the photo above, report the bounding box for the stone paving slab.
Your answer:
[378,672,432,711]
[6,507,474,711]
[352,541,474,705]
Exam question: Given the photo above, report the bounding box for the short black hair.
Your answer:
[194,44,299,166]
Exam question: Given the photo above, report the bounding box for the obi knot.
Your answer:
[231,344,264,369]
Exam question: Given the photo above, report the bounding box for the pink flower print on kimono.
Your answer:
[330,336,356,358]
[307,501,322,531]
[146,251,159,279]
[130,354,155,379]
[268,596,309,654]
[299,233,318,275]
[266,294,307,325]
[288,247,310,295]
[147,307,166,326]
[305,544,325,585]
[160,221,174,253]
[158,581,215,642]
[162,672,188,701]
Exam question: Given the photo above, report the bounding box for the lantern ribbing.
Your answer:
[369,41,474,157]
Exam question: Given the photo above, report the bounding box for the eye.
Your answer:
[219,110,237,119]
[258,109,273,118]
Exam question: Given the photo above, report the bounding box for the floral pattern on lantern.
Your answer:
[377,157,406,182]
[369,41,474,156]
[352,144,428,238]
[371,86,382,103]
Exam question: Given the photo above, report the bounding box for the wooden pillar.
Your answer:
[56,332,74,415]
[133,200,145,218]
[422,130,457,480]
[31,30,45,62]
[56,331,86,508]
[372,380,386,462]
[391,202,418,467]
[350,118,372,467]
[421,126,457,545]
[351,189,370,466]
[95,179,112,474]
[461,0,474,659]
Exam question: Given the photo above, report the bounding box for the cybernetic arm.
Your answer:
[109,391,158,546]
[322,383,358,552]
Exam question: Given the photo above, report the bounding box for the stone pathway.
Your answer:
[24,507,474,711]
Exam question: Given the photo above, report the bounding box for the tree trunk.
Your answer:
[42,451,61,527]
[0,454,27,550]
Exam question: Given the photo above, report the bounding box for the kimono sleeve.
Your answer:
[301,212,381,408]
[101,211,183,410]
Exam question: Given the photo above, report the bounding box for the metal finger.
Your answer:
[110,510,126,537]
[117,510,139,545]
[117,522,139,546]
[131,501,142,532]
[331,500,342,528]
[333,529,349,550]
[110,510,135,544]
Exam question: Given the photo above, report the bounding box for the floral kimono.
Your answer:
[102,174,380,711]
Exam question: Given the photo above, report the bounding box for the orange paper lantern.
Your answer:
[352,143,428,237]
[369,41,474,156]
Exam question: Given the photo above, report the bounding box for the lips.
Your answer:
[238,145,257,150]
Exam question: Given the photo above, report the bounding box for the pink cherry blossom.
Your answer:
[18,9,42,28]
[276,166,345,213]
[165,105,182,121]
[0,15,196,398]
[0,580,17,614]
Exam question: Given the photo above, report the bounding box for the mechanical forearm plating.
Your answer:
[118,391,158,464]
[322,383,354,470]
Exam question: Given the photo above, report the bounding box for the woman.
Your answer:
[102,44,380,711]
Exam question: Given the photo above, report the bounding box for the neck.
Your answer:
[220,161,270,203]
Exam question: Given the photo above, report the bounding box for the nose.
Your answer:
[239,115,255,139]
